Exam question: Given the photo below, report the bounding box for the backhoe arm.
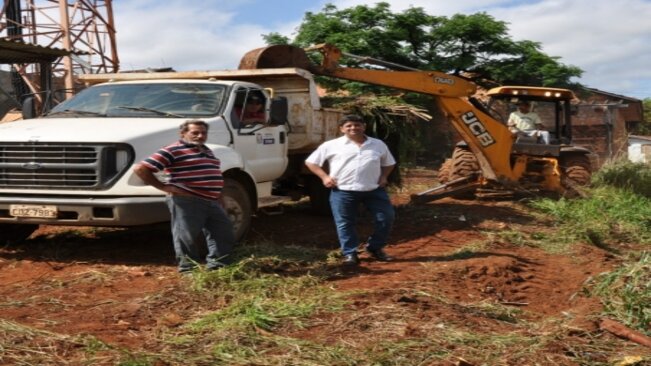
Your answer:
[239,43,518,183]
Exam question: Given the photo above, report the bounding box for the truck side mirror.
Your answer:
[269,96,288,126]
[21,96,35,119]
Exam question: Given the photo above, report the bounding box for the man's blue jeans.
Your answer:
[166,195,235,272]
[329,187,395,256]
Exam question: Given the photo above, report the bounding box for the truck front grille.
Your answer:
[0,143,134,190]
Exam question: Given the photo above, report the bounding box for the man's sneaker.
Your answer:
[179,268,195,277]
[206,262,227,271]
[365,247,394,262]
[178,265,197,274]
[342,253,360,266]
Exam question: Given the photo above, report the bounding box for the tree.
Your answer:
[263,2,583,92]
[636,98,651,135]
[262,3,585,164]
[481,40,583,89]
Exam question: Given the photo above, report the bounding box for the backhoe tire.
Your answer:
[437,159,452,184]
[450,147,480,181]
[449,147,480,199]
[0,224,39,245]
[222,178,252,242]
[561,155,592,197]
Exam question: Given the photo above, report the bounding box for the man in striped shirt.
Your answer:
[134,120,235,273]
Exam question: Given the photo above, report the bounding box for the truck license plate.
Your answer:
[9,205,58,218]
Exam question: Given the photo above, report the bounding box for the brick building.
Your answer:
[572,88,644,167]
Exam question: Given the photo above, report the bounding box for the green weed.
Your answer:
[589,251,651,335]
[158,244,348,364]
[529,186,651,250]
[593,160,651,197]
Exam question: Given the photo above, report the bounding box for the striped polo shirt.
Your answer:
[141,140,224,200]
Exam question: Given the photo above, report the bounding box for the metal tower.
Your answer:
[1,0,119,99]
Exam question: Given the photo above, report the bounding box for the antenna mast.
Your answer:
[1,0,119,99]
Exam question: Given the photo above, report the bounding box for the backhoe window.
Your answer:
[506,101,558,132]
[490,98,563,132]
[47,83,226,118]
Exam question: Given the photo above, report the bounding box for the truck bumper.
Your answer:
[0,196,169,226]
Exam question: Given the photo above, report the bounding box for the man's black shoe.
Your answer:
[366,247,394,262]
[342,253,359,266]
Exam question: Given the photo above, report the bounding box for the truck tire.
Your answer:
[307,176,331,216]
[222,178,252,242]
[437,158,453,184]
[561,155,591,193]
[0,224,39,245]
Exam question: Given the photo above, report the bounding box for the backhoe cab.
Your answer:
[239,44,594,201]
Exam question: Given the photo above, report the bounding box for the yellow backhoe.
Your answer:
[239,43,594,201]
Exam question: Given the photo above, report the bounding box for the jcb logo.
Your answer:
[461,111,495,147]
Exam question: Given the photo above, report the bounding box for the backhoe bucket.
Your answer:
[239,45,314,70]
[410,174,481,203]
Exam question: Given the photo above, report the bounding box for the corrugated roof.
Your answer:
[583,87,642,102]
[0,38,70,64]
[629,135,651,142]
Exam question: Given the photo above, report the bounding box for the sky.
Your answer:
[112,0,651,99]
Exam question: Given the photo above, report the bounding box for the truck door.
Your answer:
[229,87,288,182]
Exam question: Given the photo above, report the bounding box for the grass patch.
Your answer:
[495,160,651,253]
[156,243,348,365]
[528,186,651,252]
[357,323,551,365]
[593,160,651,197]
[0,318,121,365]
[460,300,523,323]
[480,227,574,254]
[589,251,651,335]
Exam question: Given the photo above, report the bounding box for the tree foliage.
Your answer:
[637,98,651,135]
[263,2,583,92]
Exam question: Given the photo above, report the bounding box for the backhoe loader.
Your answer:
[239,43,594,201]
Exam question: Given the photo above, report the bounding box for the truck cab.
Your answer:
[0,78,291,242]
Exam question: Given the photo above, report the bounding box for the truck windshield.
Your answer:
[46,83,226,118]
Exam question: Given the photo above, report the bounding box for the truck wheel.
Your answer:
[437,158,452,184]
[222,178,252,242]
[561,155,591,195]
[307,176,331,216]
[0,224,39,245]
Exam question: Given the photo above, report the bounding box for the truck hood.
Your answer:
[0,117,183,143]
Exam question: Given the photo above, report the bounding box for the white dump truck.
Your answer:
[0,67,343,242]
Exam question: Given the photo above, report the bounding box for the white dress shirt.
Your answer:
[305,135,396,191]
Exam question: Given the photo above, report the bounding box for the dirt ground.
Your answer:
[0,168,647,365]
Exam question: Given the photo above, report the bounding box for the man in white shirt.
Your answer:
[508,101,550,144]
[305,114,396,266]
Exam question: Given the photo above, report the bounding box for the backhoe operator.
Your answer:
[508,101,550,144]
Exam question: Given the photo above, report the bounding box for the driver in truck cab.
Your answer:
[507,101,551,144]
[234,95,266,124]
